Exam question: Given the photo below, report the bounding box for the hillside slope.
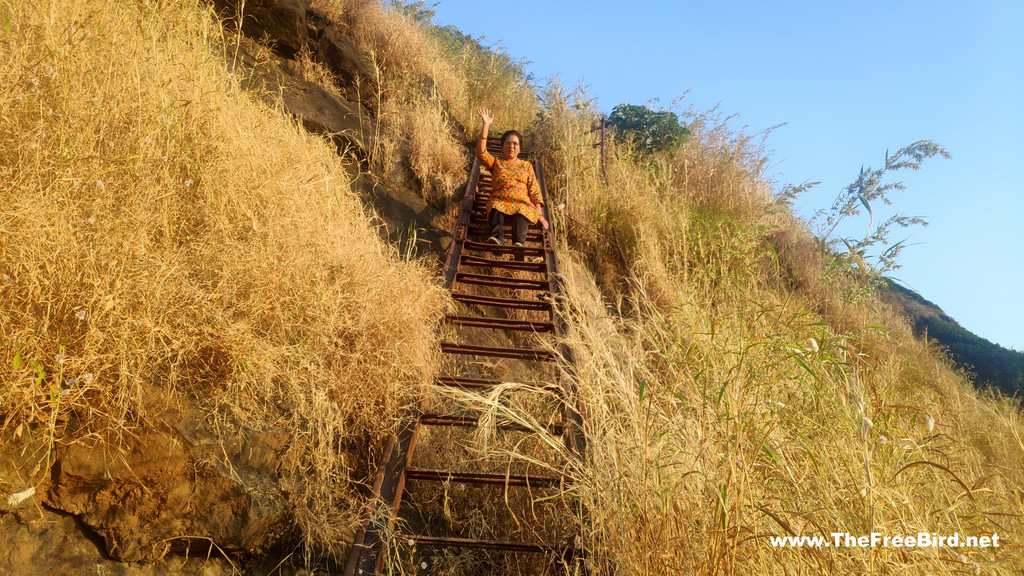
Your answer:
[1,0,1021,575]
[530,81,1024,574]
[0,0,448,572]
[882,280,1024,395]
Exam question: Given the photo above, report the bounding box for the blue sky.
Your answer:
[428,0,1023,349]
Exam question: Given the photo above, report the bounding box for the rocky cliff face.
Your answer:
[214,0,378,153]
[49,413,295,561]
[1,390,302,570]
[217,0,457,255]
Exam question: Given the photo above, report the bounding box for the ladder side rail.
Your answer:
[534,158,587,459]
[534,150,592,576]
[442,157,481,289]
[342,416,420,576]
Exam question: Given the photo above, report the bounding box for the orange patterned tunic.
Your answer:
[477,148,543,223]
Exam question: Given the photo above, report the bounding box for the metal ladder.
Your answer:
[344,138,586,575]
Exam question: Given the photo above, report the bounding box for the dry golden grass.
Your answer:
[4,0,1018,573]
[288,45,347,98]
[532,85,1024,574]
[310,0,467,203]
[0,0,448,561]
[387,92,467,203]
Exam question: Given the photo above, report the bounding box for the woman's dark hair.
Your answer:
[500,130,523,147]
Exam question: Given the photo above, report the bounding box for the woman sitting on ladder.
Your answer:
[476,107,548,246]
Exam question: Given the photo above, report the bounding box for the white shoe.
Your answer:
[487,236,502,245]
[513,242,524,247]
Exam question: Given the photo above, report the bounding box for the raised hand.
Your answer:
[477,107,494,126]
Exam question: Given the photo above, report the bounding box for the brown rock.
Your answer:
[212,0,312,57]
[45,418,294,563]
[0,507,239,576]
[311,23,378,111]
[227,35,375,155]
[279,74,373,152]
[0,425,49,506]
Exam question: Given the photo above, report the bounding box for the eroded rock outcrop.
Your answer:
[44,407,297,562]
[212,0,312,57]
[228,34,375,155]
[214,0,380,153]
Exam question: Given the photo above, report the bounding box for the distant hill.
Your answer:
[881,279,1024,396]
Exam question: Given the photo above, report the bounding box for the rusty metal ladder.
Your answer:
[344,138,586,575]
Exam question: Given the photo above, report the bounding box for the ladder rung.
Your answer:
[433,375,555,390]
[467,221,546,239]
[396,534,560,554]
[456,272,548,291]
[463,240,545,257]
[465,212,540,225]
[467,224,543,239]
[419,413,566,434]
[459,255,546,272]
[445,315,554,332]
[440,342,555,361]
[467,234,544,244]
[472,202,543,216]
[404,467,563,488]
[451,292,552,311]
[475,202,541,213]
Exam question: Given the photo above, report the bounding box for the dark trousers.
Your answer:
[488,209,529,245]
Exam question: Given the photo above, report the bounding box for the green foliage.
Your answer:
[786,140,951,275]
[389,0,436,23]
[608,103,690,154]
[884,280,1024,395]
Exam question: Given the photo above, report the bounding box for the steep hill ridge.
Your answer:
[882,280,1024,395]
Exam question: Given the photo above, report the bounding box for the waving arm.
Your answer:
[476,107,493,158]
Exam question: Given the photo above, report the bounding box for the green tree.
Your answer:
[608,103,690,154]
